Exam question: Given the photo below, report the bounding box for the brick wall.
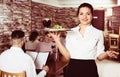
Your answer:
[0,1,79,52]
[0,0,31,52]
[31,2,78,30]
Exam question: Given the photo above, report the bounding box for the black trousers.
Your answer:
[64,59,99,77]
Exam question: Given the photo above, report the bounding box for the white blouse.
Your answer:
[65,25,105,60]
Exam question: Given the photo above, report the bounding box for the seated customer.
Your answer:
[36,32,56,69]
[0,30,49,77]
[25,30,40,61]
[25,31,49,71]
[37,32,55,53]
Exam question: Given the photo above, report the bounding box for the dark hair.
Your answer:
[11,30,25,39]
[77,3,94,16]
[29,30,39,42]
[45,31,49,35]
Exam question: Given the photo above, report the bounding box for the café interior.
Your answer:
[0,0,120,77]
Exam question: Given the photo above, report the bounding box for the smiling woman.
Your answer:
[48,2,119,77]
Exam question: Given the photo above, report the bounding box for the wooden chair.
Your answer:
[109,33,119,51]
[0,70,26,77]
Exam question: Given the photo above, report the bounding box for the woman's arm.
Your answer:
[96,31,119,61]
[48,32,70,62]
[97,50,119,61]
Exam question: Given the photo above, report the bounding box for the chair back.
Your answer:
[109,33,119,51]
[0,70,26,77]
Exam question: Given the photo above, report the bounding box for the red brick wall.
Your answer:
[31,2,78,30]
[0,1,79,52]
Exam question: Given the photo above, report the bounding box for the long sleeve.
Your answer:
[95,31,105,58]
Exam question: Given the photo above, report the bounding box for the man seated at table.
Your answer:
[0,30,49,77]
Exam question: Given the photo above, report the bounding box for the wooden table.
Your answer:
[46,53,67,77]
[36,52,67,77]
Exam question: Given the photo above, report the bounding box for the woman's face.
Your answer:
[78,7,93,25]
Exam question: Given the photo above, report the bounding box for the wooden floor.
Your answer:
[45,55,67,77]
[57,70,64,77]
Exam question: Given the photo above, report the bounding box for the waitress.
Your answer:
[49,3,119,77]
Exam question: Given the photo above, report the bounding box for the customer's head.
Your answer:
[11,30,25,47]
[44,31,53,42]
[29,30,39,42]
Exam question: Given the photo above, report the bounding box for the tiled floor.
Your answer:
[96,59,120,77]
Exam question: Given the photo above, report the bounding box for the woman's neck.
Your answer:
[12,44,22,48]
[79,23,90,28]
[79,24,91,36]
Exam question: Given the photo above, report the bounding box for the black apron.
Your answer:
[64,59,99,77]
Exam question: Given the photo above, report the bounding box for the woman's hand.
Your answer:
[48,32,70,62]
[42,65,49,73]
[106,50,119,59]
[48,32,61,42]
